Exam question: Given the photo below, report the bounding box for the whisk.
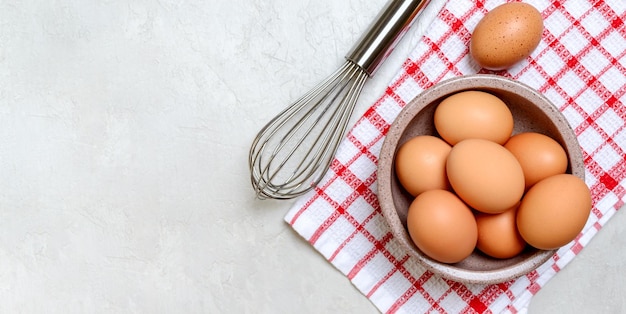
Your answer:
[249,0,431,200]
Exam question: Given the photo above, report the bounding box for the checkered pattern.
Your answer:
[285,0,626,312]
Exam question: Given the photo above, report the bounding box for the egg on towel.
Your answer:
[470,2,544,70]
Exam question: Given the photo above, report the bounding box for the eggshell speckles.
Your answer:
[517,174,592,250]
[446,138,524,214]
[434,91,514,145]
[470,2,544,70]
[395,135,452,196]
[406,190,477,264]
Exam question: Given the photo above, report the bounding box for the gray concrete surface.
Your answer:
[0,0,623,312]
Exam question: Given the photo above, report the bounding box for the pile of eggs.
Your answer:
[395,90,592,264]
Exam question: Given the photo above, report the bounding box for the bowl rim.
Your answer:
[377,74,584,284]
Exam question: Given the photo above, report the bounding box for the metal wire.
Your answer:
[249,61,368,199]
[248,0,431,199]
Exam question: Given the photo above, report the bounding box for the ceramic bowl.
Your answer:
[377,74,585,284]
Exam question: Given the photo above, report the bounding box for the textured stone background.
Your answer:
[0,0,623,312]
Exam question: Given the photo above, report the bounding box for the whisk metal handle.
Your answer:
[346,0,431,76]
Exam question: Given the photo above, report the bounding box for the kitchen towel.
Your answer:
[285,0,626,313]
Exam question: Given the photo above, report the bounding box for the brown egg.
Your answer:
[517,174,592,250]
[475,205,526,259]
[446,138,524,214]
[470,2,544,70]
[505,132,568,189]
[434,91,514,145]
[395,135,452,196]
[406,190,477,264]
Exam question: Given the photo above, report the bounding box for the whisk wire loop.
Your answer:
[249,0,431,199]
[288,63,367,188]
[251,64,351,188]
[249,61,368,199]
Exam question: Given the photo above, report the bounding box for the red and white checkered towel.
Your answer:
[285,0,626,312]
